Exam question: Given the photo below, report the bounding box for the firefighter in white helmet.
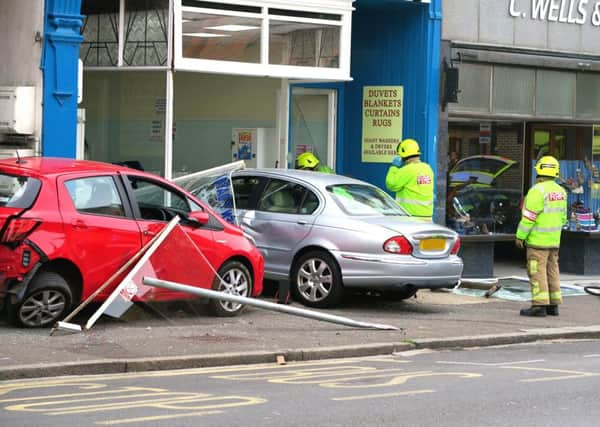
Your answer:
[516,155,567,317]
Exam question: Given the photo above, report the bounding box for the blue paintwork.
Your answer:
[342,0,441,192]
[41,0,84,158]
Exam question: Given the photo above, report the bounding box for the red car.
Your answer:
[0,157,264,327]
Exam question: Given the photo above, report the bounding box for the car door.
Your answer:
[58,173,143,299]
[122,174,220,296]
[237,177,318,279]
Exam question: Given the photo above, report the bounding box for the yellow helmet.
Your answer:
[397,138,421,159]
[535,156,559,178]
[296,152,319,170]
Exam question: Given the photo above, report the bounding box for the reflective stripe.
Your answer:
[544,207,564,214]
[522,208,538,221]
[549,291,562,302]
[396,198,434,206]
[518,224,532,234]
[532,225,563,233]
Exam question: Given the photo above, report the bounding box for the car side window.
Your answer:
[65,176,125,217]
[300,190,319,214]
[127,176,191,221]
[258,179,310,214]
[232,176,263,209]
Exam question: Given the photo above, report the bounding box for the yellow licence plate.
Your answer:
[419,239,446,251]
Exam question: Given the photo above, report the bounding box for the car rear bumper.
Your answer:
[333,251,463,289]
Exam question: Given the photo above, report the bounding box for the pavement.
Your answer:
[1,260,599,381]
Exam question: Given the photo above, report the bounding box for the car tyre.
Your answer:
[209,260,252,317]
[291,250,343,308]
[7,271,73,328]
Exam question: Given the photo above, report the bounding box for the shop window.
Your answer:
[181,9,262,63]
[124,0,169,66]
[492,66,534,115]
[269,21,340,68]
[446,124,524,235]
[448,63,491,113]
[80,0,120,66]
[576,73,600,118]
[536,70,575,117]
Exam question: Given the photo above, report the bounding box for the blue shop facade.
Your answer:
[19,0,442,211]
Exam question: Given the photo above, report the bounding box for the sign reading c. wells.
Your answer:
[509,0,600,27]
[361,86,403,163]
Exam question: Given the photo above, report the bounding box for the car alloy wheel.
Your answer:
[8,271,73,328]
[209,261,251,317]
[292,250,343,308]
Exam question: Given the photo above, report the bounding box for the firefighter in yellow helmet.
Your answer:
[516,155,567,317]
[295,152,333,173]
[385,138,434,221]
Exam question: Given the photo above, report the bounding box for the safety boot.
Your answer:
[546,305,559,316]
[520,306,547,317]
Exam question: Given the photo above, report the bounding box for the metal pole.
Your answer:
[143,277,398,331]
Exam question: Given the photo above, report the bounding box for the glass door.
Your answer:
[289,88,337,172]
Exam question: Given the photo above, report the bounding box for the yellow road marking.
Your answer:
[332,389,435,401]
[0,358,365,394]
[96,410,222,425]
[504,366,600,382]
[0,386,167,403]
[319,371,481,389]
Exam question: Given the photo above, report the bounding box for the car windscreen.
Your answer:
[327,184,407,216]
[0,173,41,208]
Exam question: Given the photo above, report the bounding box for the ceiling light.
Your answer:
[205,24,259,32]
[183,32,230,38]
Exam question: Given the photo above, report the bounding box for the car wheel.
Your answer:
[383,286,417,301]
[7,272,73,328]
[209,261,252,317]
[291,250,343,308]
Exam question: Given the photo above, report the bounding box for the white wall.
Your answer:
[0,0,45,144]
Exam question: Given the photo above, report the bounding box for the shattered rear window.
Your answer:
[0,173,41,208]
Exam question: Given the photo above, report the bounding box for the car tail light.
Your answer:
[1,217,41,244]
[383,236,413,255]
[450,237,461,254]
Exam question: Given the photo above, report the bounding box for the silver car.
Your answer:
[180,169,463,308]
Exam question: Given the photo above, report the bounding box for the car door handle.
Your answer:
[71,219,87,229]
[143,230,158,237]
[297,220,308,225]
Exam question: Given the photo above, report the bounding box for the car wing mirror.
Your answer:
[188,211,209,226]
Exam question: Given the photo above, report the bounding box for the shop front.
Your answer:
[71,0,441,193]
[441,0,600,276]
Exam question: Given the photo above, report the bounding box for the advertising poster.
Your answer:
[361,86,403,163]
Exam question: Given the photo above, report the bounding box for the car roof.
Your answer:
[0,156,134,176]
[234,168,371,188]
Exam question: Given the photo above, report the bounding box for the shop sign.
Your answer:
[593,125,600,155]
[361,86,403,163]
[509,0,600,27]
[479,123,492,145]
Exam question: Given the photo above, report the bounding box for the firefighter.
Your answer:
[295,152,333,173]
[516,155,567,317]
[385,138,434,221]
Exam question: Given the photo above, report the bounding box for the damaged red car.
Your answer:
[0,157,264,328]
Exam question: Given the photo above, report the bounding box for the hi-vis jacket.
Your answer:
[385,160,434,219]
[516,179,567,248]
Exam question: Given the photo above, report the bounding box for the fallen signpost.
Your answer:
[142,276,398,331]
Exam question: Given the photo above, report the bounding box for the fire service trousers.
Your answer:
[526,247,562,306]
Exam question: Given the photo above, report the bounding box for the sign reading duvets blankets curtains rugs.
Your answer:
[361,86,403,163]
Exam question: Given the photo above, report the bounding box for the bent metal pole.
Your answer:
[142,277,398,331]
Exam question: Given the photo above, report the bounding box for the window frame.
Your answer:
[173,0,352,80]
